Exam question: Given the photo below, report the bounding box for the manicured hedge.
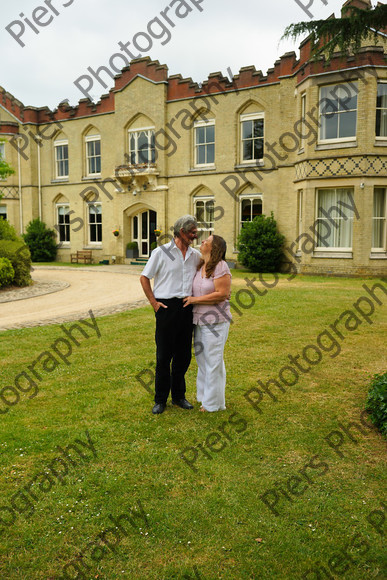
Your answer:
[0,240,32,286]
[0,257,15,288]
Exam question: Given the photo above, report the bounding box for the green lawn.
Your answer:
[0,275,386,579]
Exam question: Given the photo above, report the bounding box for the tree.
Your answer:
[23,219,57,262]
[282,2,387,62]
[237,213,285,273]
[0,138,15,180]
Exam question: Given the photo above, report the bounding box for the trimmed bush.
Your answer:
[365,372,387,437]
[237,213,285,272]
[0,240,32,286]
[0,219,19,241]
[0,257,15,288]
[23,219,57,262]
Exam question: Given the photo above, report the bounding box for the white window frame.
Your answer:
[376,81,387,140]
[194,196,215,244]
[54,139,69,179]
[56,203,70,245]
[0,205,7,220]
[88,202,102,244]
[128,127,155,165]
[239,194,263,231]
[240,112,265,164]
[315,188,355,251]
[372,188,387,252]
[194,120,215,168]
[85,135,101,176]
[319,83,358,144]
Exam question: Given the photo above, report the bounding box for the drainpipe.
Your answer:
[35,136,42,220]
[17,137,23,235]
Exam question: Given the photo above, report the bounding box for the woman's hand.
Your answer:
[183,296,196,307]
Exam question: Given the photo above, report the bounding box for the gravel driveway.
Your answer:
[0,265,148,331]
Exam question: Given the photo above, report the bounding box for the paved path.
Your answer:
[0,265,149,331]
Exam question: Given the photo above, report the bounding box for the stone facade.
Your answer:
[0,0,386,275]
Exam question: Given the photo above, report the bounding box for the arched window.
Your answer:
[239,194,263,230]
[240,112,264,164]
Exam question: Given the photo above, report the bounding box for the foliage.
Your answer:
[0,138,15,179]
[0,218,18,241]
[150,241,157,251]
[365,372,387,437]
[282,4,387,62]
[0,239,31,286]
[23,218,57,262]
[0,257,15,288]
[126,241,138,250]
[237,212,285,272]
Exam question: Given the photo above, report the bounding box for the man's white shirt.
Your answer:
[142,240,201,299]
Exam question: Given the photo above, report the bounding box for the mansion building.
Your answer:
[0,0,386,275]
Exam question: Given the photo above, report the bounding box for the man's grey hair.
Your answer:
[173,215,198,237]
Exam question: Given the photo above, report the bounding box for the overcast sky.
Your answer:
[1,0,361,109]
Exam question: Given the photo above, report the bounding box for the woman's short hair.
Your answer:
[173,215,198,238]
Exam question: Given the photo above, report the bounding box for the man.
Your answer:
[140,215,201,414]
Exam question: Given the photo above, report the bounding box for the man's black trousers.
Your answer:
[154,298,193,404]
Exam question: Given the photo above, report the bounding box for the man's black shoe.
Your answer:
[172,398,194,410]
[152,403,166,414]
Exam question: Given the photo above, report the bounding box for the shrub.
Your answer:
[0,257,15,288]
[0,219,19,241]
[365,372,387,437]
[126,242,138,250]
[237,212,285,272]
[23,219,57,262]
[0,240,32,286]
[150,241,157,251]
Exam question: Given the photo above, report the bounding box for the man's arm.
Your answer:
[140,275,167,312]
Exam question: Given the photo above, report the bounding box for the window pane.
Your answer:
[339,111,357,138]
[322,113,339,140]
[254,139,264,160]
[374,188,386,218]
[197,145,206,165]
[196,201,204,223]
[337,84,357,111]
[241,199,252,222]
[243,141,253,160]
[252,199,262,219]
[207,144,215,164]
[242,121,252,140]
[133,215,138,239]
[253,119,264,138]
[206,125,215,143]
[196,127,205,144]
[206,201,214,224]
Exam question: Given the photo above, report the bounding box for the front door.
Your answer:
[132,210,157,257]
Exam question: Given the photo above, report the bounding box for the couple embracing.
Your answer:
[140,215,232,414]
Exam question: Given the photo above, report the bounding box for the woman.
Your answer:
[183,235,232,412]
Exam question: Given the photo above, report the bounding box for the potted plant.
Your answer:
[150,241,158,251]
[112,229,120,237]
[154,228,161,237]
[126,241,139,259]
